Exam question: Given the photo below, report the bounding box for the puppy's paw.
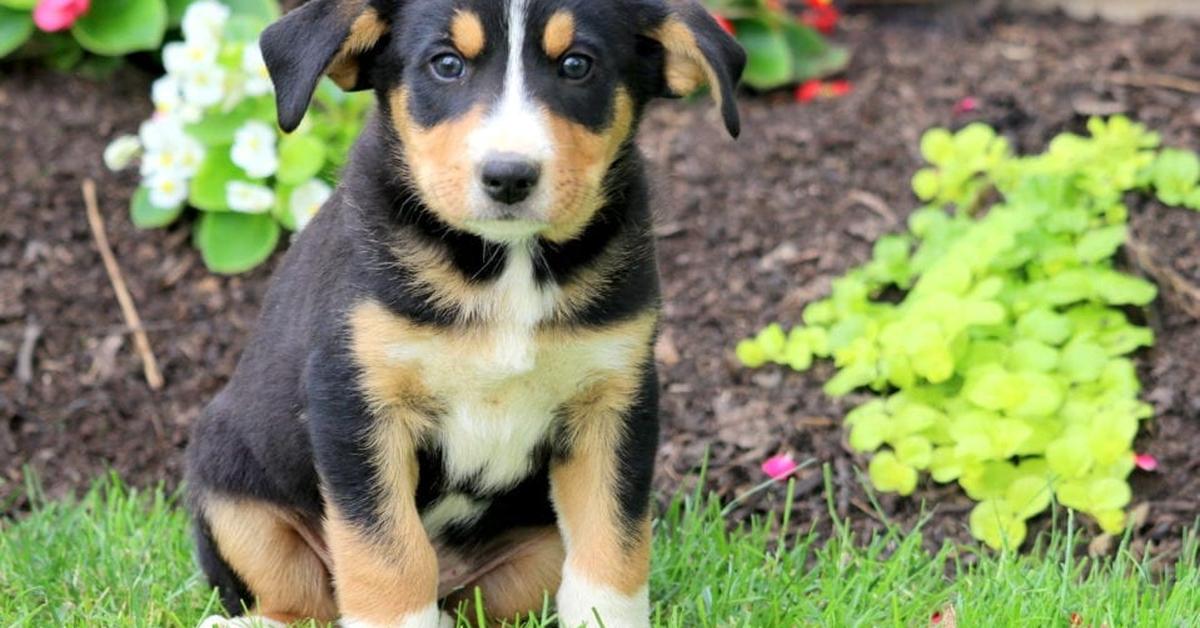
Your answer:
[197,616,286,628]
[555,567,650,628]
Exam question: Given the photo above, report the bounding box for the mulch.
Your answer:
[2,4,1198,560]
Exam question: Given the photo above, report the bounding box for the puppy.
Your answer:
[186,1,743,626]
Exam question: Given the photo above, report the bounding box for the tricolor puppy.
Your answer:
[186,0,743,626]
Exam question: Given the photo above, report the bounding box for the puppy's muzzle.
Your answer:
[480,153,541,206]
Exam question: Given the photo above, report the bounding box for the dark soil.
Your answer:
[2,4,1199,559]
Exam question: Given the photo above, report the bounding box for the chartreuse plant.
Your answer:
[105,0,371,274]
[737,117,1198,550]
[703,0,848,90]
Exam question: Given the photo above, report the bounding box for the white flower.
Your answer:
[150,76,201,122]
[290,179,332,230]
[182,0,230,46]
[226,181,276,213]
[103,135,142,172]
[231,121,279,179]
[147,173,189,209]
[241,42,273,97]
[139,116,186,153]
[138,118,204,179]
[162,40,218,77]
[182,64,227,108]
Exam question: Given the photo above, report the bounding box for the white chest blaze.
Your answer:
[385,248,644,495]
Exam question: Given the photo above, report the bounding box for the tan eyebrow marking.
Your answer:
[450,9,486,59]
[543,10,575,58]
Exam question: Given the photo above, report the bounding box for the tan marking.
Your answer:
[450,10,486,59]
[326,507,439,622]
[543,89,636,243]
[328,7,389,89]
[202,495,337,623]
[444,526,565,623]
[542,11,575,58]
[652,19,723,109]
[389,88,485,229]
[550,314,655,595]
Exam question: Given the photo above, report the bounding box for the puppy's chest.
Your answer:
[356,264,650,495]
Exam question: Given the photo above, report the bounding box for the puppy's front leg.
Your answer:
[551,367,659,628]
[307,349,446,628]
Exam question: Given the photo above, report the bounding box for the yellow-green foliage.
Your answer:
[738,118,1200,549]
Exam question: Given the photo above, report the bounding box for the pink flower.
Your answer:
[761,453,799,480]
[1134,453,1159,472]
[33,0,90,33]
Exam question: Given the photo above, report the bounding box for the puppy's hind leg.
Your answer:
[193,493,337,626]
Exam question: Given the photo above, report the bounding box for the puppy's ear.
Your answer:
[641,0,746,138]
[260,0,391,132]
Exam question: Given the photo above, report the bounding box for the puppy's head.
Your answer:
[261,0,745,244]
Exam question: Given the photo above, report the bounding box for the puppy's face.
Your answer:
[261,0,745,244]
[385,0,645,243]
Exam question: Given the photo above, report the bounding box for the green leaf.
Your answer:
[1091,271,1157,306]
[735,339,767,369]
[755,323,787,360]
[189,144,248,212]
[0,6,33,58]
[130,187,184,229]
[1075,225,1126,263]
[277,134,327,185]
[1017,309,1072,346]
[185,98,269,145]
[220,0,279,21]
[71,0,167,56]
[732,18,792,90]
[1006,476,1053,520]
[1152,148,1200,206]
[970,500,1027,550]
[1046,431,1093,479]
[196,211,280,274]
[0,0,36,9]
[779,19,848,81]
[868,451,918,496]
[165,0,191,26]
[1059,341,1107,383]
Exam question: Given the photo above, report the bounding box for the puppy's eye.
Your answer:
[431,53,466,80]
[559,53,593,81]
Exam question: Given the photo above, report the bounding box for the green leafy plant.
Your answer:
[105,0,371,274]
[0,0,273,68]
[704,0,849,90]
[737,117,1196,550]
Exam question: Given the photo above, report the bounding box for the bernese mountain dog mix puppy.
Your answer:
[187,0,743,626]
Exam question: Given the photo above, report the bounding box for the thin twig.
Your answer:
[1107,71,1200,95]
[16,319,42,385]
[82,179,164,391]
[1125,234,1200,319]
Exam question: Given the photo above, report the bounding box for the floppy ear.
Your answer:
[260,0,390,132]
[643,0,746,138]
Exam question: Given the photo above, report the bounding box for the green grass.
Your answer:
[2,474,1198,627]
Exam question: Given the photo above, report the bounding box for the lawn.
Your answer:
[2,475,1197,627]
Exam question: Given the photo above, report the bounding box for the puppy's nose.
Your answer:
[481,155,541,205]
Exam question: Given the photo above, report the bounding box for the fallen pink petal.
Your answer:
[761,453,799,480]
[953,96,979,114]
[1134,453,1159,472]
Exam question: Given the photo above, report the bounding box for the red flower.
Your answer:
[827,79,852,96]
[795,80,823,103]
[1134,453,1159,472]
[761,453,800,480]
[802,3,840,34]
[712,13,736,36]
[1069,612,1083,626]
[795,80,852,103]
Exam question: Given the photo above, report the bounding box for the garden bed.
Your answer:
[2,4,1198,557]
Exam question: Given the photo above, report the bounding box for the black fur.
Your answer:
[189,0,743,615]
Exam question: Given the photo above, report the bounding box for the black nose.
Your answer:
[481,156,541,205]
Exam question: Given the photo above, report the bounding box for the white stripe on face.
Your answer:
[466,0,554,209]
